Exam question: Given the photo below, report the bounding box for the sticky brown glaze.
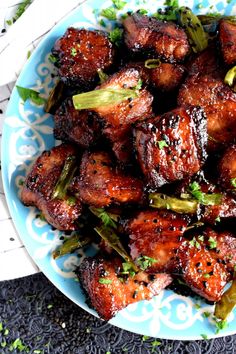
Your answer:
[125,210,189,273]
[123,13,190,62]
[178,240,229,302]
[202,228,236,273]
[52,28,115,88]
[148,63,185,92]
[202,193,236,225]
[218,145,236,191]
[21,144,81,230]
[71,151,144,208]
[219,20,236,65]
[77,256,172,321]
[92,67,153,162]
[186,45,221,76]
[54,98,101,148]
[178,73,236,149]
[125,61,185,92]
[134,106,207,188]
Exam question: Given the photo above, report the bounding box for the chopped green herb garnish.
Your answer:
[203,311,211,318]
[112,0,127,10]
[99,19,106,27]
[138,9,148,15]
[203,273,210,279]
[198,235,204,242]
[189,182,222,206]
[164,0,179,6]
[52,156,77,200]
[0,323,3,331]
[231,178,236,188]
[142,335,150,341]
[27,50,31,59]
[157,140,168,150]
[109,27,123,46]
[208,236,217,249]
[144,58,161,69]
[201,334,208,339]
[71,47,77,57]
[215,216,221,223]
[121,262,136,277]
[195,303,201,310]
[10,338,28,352]
[6,20,12,26]
[99,278,112,284]
[48,54,57,63]
[136,255,157,271]
[151,340,161,352]
[33,350,43,354]
[189,237,201,249]
[135,78,143,90]
[92,208,117,229]
[47,304,53,309]
[101,7,117,20]
[197,4,203,9]
[215,319,228,334]
[12,0,32,22]
[16,86,46,105]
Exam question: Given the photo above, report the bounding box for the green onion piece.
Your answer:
[214,277,236,320]
[52,156,77,200]
[44,81,65,114]
[109,27,123,46]
[149,193,198,214]
[94,225,138,272]
[188,182,222,206]
[224,66,236,92]
[231,178,236,188]
[177,7,208,53]
[72,88,138,110]
[52,234,91,259]
[89,207,118,229]
[97,69,109,84]
[144,59,161,69]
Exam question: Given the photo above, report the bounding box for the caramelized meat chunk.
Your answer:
[179,240,229,302]
[178,73,236,148]
[52,28,115,87]
[123,13,190,62]
[92,67,153,162]
[203,228,236,273]
[218,145,236,191]
[148,63,185,92]
[21,144,81,230]
[125,210,189,273]
[77,256,172,321]
[134,106,207,188]
[219,20,236,65]
[54,98,100,148]
[71,151,144,208]
[202,193,236,225]
[186,45,221,76]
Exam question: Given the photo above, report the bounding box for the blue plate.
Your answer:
[2,0,236,340]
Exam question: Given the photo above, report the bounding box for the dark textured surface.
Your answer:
[0,273,236,353]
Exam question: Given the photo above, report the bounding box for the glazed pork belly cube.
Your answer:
[21,144,81,230]
[219,20,236,66]
[218,145,236,192]
[133,106,207,188]
[123,13,190,62]
[70,151,144,208]
[125,210,189,273]
[92,67,153,162]
[202,192,236,225]
[52,27,115,88]
[178,49,236,149]
[54,98,101,148]
[202,228,236,273]
[77,256,172,321]
[178,239,230,302]
[125,61,185,92]
[148,62,185,92]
